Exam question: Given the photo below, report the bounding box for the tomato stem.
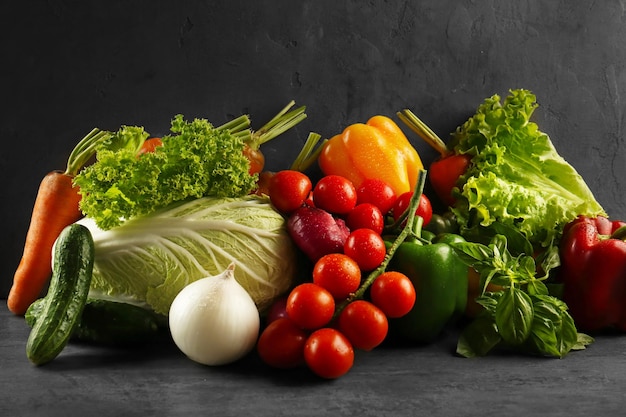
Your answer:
[397,109,449,157]
[332,169,427,320]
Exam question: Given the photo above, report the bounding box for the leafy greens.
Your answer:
[449,89,606,247]
[77,195,298,315]
[75,115,257,230]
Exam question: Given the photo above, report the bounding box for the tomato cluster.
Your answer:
[257,171,432,379]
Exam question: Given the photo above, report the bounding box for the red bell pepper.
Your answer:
[559,215,626,332]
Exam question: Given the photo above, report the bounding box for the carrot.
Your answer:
[7,128,111,315]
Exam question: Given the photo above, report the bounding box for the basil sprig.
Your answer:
[451,234,593,358]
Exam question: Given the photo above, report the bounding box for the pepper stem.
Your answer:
[397,109,449,157]
[611,225,626,241]
[332,169,428,320]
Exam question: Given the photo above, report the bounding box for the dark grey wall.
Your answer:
[2,0,626,298]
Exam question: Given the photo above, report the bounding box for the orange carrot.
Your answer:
[7,128,111,315]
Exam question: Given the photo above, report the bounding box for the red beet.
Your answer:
[287,206,350,262]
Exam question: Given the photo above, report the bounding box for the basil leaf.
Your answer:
[456,316,501,358]
[495,287,534,345]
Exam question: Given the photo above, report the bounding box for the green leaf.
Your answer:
[525,295,586,357]
[495,287,534,345]
[527,315,561,357]
[572,333,595,351]
[526,279,549,296]
[457,316,502,358]
[450,89,606,248]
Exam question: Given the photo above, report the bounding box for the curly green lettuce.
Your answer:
[450,89,606,247]
[75,115,257,230]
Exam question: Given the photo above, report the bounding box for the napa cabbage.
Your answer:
[77,195,297,315]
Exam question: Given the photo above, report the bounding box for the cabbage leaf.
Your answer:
[78,195,297,315]
[450,89,606,247]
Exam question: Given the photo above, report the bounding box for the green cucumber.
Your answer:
[25,223,94,365]
[26,298,165,346]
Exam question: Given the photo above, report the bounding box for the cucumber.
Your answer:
[27,298,165,346]
[25,223,94,365]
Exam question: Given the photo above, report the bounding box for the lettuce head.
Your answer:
[450,89,606,247]
[77,195,297,315]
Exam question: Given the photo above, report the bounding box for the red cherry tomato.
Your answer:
[337,300,388,351]
[257,318,308,369]
[243,144,265,176]
[392,191,433,226]
[356,178,397,215]
[304,328,354,379]
[312,254,361,300]
[346,203,384,235]
[137,137,163,155]
[343,229,387,271]
[313,175,357,215]
[286,283,335,330]
[370,271,416,318]
[269,170,313,214]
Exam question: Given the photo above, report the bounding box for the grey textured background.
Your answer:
[2,0,626,298]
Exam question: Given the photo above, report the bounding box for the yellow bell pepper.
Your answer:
[318,115,423,196]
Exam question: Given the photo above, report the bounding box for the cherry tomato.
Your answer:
[265,295,288,324]
[286,283,335,330]
[243,144,265,176]
[304,328,354,379]
[346,203,384,235]
[312,254,361,300]
[269,170,313,214]
[392,191,433,226]
[137,137,163,155]
[337,300,388,351]
[343,229,387,271]
[370,271,416,318]
[257,318,308,369]
[313,175,357,215]
[356,178,397,215]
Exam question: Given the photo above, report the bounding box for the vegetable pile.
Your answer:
[9,90,626,380]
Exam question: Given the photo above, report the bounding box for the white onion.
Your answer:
[168,262,260,366]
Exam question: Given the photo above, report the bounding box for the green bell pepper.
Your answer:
[386,233,469,343]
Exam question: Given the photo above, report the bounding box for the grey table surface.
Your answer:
[2,302,625,417]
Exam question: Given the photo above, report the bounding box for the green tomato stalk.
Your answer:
[332,169,427,320]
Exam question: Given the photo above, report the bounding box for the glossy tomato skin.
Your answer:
[257,318,308,369]
[370,271,416,318]
[269,170,313,214]
[338,300,388,351]
[356,178,397,215]
[343,229,387,271]
[346,203,384,235]
[286,283,335,330]
[313,175,357,215]
[304,328,354,379]
[312,253,361,300]
[392,191,433,226]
